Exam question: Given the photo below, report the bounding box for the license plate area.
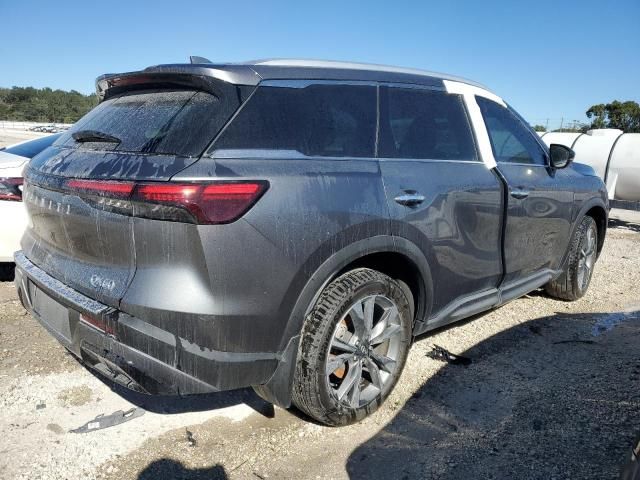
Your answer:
[29,281,72,342]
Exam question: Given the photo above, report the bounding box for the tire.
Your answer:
[0,263,15,282]
[292,268,412,426]
[545,216,598,301]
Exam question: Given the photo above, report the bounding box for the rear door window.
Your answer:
[56,90,230,157]
[211,83,376,158]
[378,87,477,161]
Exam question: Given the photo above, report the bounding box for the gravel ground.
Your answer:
[0,209,639,480]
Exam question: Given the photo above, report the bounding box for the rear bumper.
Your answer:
[14,251,280,395]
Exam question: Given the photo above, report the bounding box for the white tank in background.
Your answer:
[538,129,640,202]
[607,134,640,201]
[541,131,583,149]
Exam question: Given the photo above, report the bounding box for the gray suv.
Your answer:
[14,59,608,426]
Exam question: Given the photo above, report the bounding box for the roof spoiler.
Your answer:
[95,71,223,101]
[95,65,261,101]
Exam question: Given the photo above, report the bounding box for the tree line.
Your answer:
[585,101,640,132]
[0,86,98,123]
[532,100,640,133]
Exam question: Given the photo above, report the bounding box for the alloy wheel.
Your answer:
[325,294,404,408]
[577,224,597,290]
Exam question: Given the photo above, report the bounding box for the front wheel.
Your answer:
[545,216,598,301]
[292,268,412,426]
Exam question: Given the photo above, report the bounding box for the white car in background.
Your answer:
[0,134,61,280]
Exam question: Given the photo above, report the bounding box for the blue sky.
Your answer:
[1,0,638,129]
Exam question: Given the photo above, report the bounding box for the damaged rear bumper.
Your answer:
[14,251,280,395]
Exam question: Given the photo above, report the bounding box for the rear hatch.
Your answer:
[22,81,243,307]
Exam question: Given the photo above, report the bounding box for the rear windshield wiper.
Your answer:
[72,130,121,144]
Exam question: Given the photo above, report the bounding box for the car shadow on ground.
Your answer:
[138,459,228,479]
[609,217,640,233]
[82,362,275,417]
[347,309,640,480]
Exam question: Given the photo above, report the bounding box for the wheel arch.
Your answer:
[334,250,427,327]
[284,235,434,346]
[558,197,608,271]
[584,204,607,257]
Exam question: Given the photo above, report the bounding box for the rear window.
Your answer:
[56,90,230,157]
[379,87,477,161]
[4,134,61,159]
[211,83,376,158]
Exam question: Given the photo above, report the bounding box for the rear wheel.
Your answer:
[545,216,598,301]
[292,268,412,426]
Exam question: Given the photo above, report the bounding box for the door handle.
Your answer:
[394,193,426,207]
[510,188,530,200]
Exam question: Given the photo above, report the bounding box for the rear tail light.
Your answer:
[0,177,24,201]
[63,179,268,224]
[66,179,134,198]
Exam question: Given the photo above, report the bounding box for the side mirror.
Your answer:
[549,144,575,169]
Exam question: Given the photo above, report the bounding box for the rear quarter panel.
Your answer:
[122,155,391,356]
